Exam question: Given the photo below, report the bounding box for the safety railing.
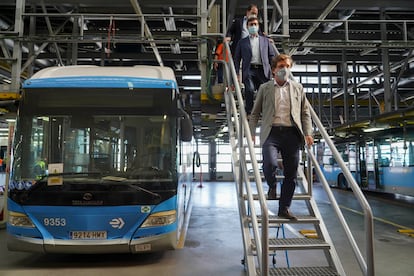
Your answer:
[306,101,375,276]
[221,40,270,275]
[219,38,374,274]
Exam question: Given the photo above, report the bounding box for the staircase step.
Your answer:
[252,237,330,251]
[270,237,330,250]
[256,214,320,225]
[259,266,339,275]
[245,194,311,201]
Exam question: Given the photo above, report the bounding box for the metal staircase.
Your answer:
[234,141,344,275]
[250,167,343,275]
[221,41,375,276]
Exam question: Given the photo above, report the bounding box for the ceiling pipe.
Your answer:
[129,0,164,66]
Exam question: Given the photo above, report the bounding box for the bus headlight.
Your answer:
[8,211,35,227]
[141,210,176,227]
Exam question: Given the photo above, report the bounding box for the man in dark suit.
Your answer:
[225,4,261,57]
[234,15,275,114]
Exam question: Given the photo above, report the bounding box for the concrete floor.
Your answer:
[0,181,413,276]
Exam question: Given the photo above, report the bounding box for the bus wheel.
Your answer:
[337,173,348,189]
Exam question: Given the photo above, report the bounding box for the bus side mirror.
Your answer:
[180,112,193,142]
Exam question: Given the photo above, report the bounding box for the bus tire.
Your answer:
[337,173,349,189]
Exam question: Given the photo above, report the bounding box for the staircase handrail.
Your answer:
[222,40,270,276]
[307,100,375,276]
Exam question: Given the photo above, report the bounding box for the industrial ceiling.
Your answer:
[0,0,413,141]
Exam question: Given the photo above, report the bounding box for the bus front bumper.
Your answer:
[7,231,177,254]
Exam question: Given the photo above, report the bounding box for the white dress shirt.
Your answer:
[272,81,292,126]
[249,35,261,65]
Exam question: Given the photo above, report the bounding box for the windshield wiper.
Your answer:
[36,171,102,182]
[102,176,161,199]
[129,184,161,199]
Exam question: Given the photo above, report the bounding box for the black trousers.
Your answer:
[243,65,268,114]
[262,126,301,209]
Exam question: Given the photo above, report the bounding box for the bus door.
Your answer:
[376,141,392,190]
[364,140,377,190]
[358,143,366,187]
[358,142,373,188]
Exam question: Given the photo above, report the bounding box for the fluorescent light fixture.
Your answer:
[182,75,201,80]
[182,86,201,90]
[363,127,385,133]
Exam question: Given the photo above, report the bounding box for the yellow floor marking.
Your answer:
[299,229,316,234]
[397,229,414,233]
[339,204,413,237]
[397,229,414,238]
[299,229,319,238]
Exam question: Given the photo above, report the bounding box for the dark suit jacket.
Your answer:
[234,35,275,82]
[226,16,264,56]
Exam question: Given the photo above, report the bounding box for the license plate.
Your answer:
[135,244,151,252]
[70,231,107,240]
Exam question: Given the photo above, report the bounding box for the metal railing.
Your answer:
[307,101,375,276]
[222,40,270,275]
[220,38,374,275]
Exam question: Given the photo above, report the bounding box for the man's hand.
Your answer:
[305,135,314,148]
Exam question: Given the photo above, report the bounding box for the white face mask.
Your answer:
[275,67,290,81]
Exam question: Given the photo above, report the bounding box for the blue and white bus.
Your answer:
[320,131,414,197]
[7,65,194,254]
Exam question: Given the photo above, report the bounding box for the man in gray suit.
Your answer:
[249,54,314,219]
[234,15,275,115]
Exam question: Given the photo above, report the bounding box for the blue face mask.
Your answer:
[248,25,258,35]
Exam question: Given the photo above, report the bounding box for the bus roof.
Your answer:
[29,65,176,80]
[23,65,178,89]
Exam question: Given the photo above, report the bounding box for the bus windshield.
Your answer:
[10,88,178,206]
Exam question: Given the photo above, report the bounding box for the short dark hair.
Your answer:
[247,4,258,12]
[271,54,294,69]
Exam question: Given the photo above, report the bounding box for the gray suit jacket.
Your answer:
[248,80,313,146]
[234,35,275,82]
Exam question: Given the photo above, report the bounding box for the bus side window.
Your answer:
[381,157,390,167]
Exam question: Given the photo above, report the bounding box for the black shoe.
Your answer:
[267,187,277,200]
[278,208,297,220]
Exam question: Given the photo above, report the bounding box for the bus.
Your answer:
[6,65,194,254]
[319,128,414,197]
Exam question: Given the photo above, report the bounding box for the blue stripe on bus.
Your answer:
[7,196,178,240]
[381,167,414,188]
[22,76,177,89]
